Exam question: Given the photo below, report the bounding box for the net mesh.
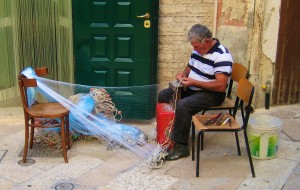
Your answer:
[22,67,177,168]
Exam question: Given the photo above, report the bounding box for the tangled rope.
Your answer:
[144,80,182,169]
[33,128,72,152]
[69,87,122,121]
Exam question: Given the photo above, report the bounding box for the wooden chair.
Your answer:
[191,78,255,177]
[18,67,71,163]
[201,63,248,115]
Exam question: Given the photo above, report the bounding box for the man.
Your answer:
[158,24,233,160]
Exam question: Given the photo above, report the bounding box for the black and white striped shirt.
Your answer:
[188,39,233,90]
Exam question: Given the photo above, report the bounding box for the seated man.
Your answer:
[158,24,233,160]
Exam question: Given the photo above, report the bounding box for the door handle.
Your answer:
[137,13,150,19]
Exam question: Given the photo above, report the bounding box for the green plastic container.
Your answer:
[247,114,282,159]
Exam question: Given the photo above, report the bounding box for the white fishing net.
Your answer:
[22,67,177,168]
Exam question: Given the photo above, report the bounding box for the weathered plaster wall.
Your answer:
[216,0,254,65]
[262,0,280,62]
[216,0,280,108]
[215,0,254,105]
[257,0,280,108]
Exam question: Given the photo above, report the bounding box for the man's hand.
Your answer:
[175,71,185,81]
[181,77,195,87]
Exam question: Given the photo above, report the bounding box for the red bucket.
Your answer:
[156,103,175,148]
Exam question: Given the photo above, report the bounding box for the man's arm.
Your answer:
[181,73,228,92]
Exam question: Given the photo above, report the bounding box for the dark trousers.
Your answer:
[158,87,225,145]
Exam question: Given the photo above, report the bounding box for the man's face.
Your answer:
[191,40,206,54]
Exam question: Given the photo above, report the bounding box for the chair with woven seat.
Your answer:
[191,78,255,177]
[18,67,71,163]
[201,63,248,115]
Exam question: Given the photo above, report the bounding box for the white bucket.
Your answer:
[247,114,282,160]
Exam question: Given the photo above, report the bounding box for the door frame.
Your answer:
[150,0,159,84]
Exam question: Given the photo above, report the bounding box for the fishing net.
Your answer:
[22,67,178,168]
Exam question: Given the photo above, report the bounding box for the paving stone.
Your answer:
[282,162,300,190]
[281,119,300,141]
[0,150,7,162]
[106,163,178,190]
[0,159,45,183]
[0,178,14,190]
[237,158,297,190]
[12,156,103,190]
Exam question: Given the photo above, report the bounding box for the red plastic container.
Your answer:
[156,103,175,147]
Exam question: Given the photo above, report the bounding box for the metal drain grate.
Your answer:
[55,182,75,190]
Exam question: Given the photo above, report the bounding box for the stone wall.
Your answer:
[158,0,216,84]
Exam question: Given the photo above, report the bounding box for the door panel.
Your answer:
[73,0,154,86]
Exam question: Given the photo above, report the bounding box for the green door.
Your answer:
[73,0,157,86]
[72,0,158,119]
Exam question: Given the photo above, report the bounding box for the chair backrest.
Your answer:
[34,67,48,77]
[237,78,254,104]
[227,63,248,98]
[18,75,38,108]
[231,63,248,83]
[18,67,48,108]
[233,78,254,128]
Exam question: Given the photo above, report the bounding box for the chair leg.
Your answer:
[60,117,68,163]
[66,116,71,149]
[196,131,203,177]
[244,130,255,177]
[23,124,29,163]
[235,131,241,156]
[192,122,195,161]
[229,109,233,116]
[201,133,204,150]
[29,119,35,149]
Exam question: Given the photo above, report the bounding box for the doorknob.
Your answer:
[137,13,150,19]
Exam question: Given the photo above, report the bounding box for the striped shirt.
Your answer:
[188,39,233,90]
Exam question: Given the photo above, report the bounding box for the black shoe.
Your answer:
[165,143,190,161]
